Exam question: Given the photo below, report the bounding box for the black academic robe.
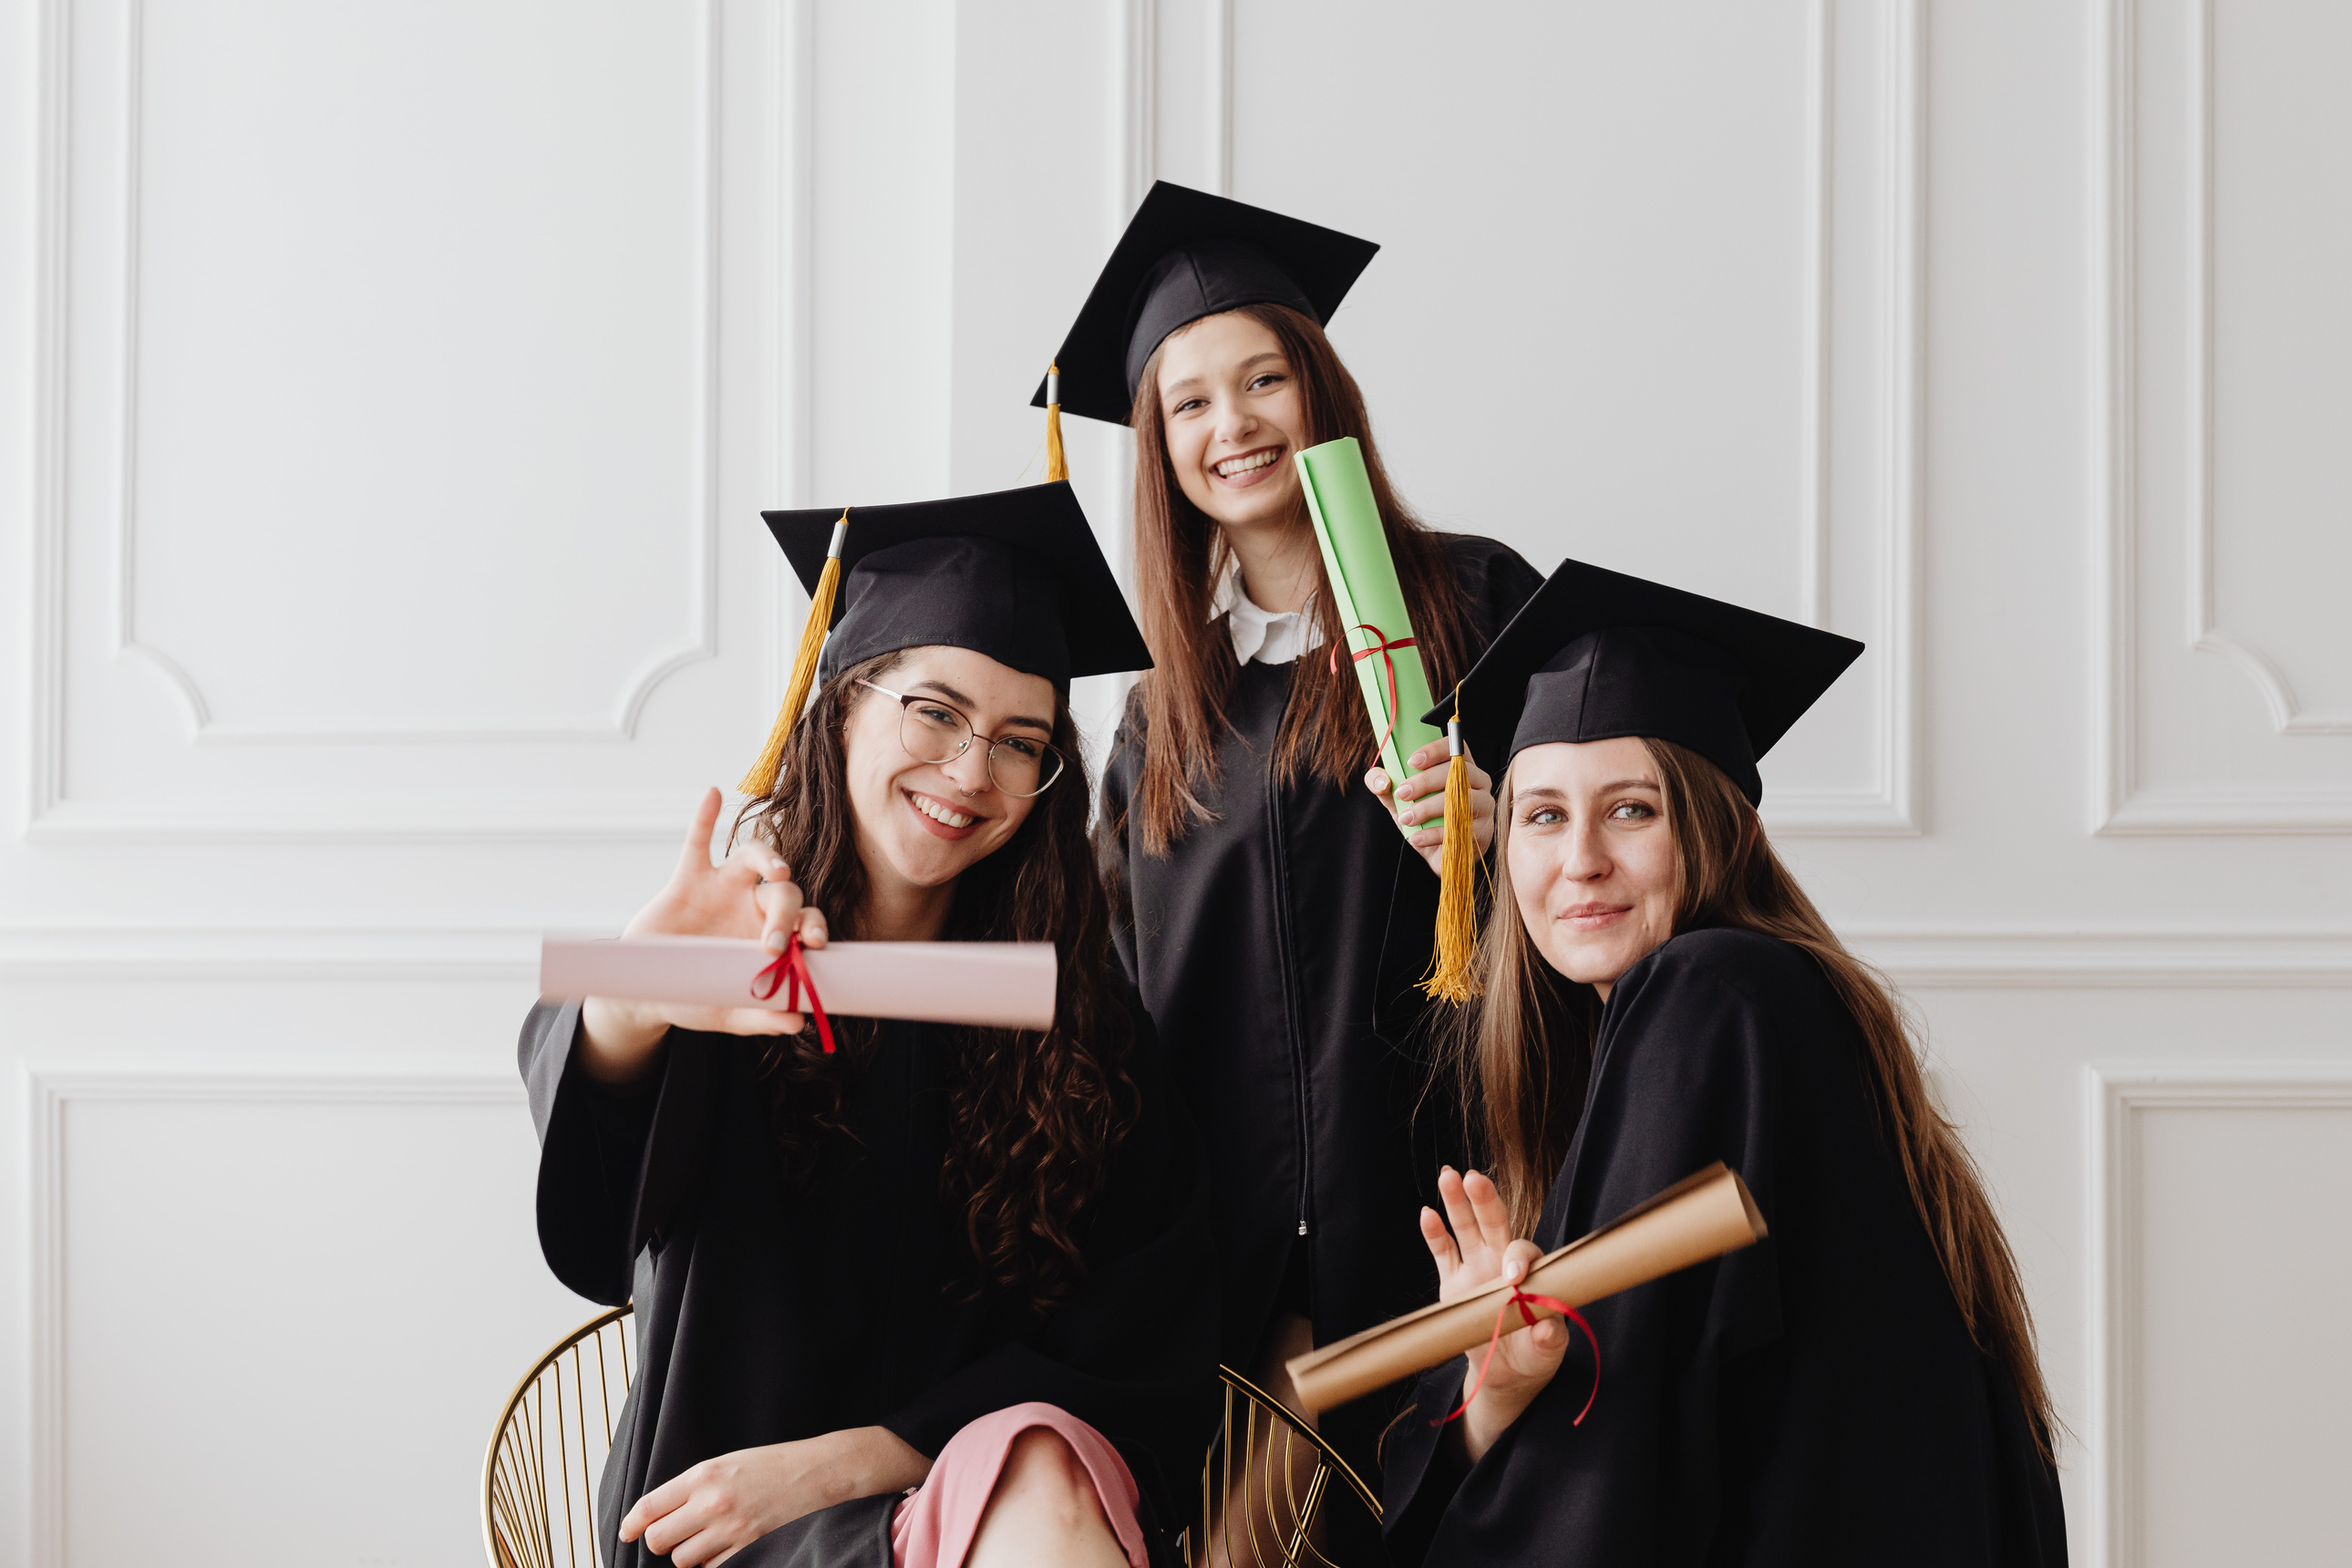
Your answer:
[521,998,1220,1568]
[1098,533,1543,1489]
[1381,928,2068,1567]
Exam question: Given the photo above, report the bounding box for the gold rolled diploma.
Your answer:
[1284,1163,1768,1416]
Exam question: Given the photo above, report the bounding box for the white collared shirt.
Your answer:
[1211,562,1326,665]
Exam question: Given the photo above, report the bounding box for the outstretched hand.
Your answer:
[1366,738,1495,876]
[1420,1166,1569,1463]
[577,788,829,1082]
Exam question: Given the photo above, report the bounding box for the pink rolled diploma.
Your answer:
[540,934,1057,1031]
[1284,1163,1767,1416]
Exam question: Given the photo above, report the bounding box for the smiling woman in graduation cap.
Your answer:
[519,485,1218,1568]
[1379,561,2067,1566]
[1039,181,1544,1538]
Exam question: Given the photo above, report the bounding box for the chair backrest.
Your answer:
[1189,1367,1382,1568]
[482,1305,636,1568]
[481,1309,1381,1568]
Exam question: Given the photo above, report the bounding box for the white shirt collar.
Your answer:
[1211,560,1326,665]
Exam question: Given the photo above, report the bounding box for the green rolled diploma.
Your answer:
[1295,438,1444,832]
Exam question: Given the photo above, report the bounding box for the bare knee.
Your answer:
[993,1427,1100,1525]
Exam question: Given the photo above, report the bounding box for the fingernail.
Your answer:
[765,931,787,952]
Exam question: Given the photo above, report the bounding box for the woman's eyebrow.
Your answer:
[907,679,975,708]
[910,679,1054,736]
[1602,778,1662,793]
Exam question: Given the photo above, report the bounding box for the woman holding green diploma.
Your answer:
[1037,182,1543,1528]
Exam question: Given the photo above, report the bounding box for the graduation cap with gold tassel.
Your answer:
[739,485,1152,798]
[1420,557,1868,984]
[738,509,848,798]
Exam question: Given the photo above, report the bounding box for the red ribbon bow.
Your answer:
[750,933,836,1054]
[1434,1284,1600,1429]
[1328,623,1418,758]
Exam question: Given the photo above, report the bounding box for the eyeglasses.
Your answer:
[854,680,1067,799]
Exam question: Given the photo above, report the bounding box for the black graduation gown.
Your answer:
[1380,928,2068,1567]
[1098,533,1542,1480]
[521,998,1220,1568]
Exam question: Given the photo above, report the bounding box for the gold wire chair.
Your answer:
[481,1308,1382,1568]
[1185,1367,1383,1568]
[483,1305,636,1568]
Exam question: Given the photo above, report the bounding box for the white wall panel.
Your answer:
[27,0,799,841]
[2089,1068,2352,1566]
[1193,0,1922,831]
[27,1069,585,1568]
[2096,0,2352,831]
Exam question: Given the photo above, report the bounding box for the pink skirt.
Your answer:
[890,1402,1151,1568]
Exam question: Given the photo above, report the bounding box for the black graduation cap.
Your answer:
[1033,181,1381,426]
[764,481,1149,690]
[1425,559,1864,806]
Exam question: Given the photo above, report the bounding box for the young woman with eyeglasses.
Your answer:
[521,494,1219,1568]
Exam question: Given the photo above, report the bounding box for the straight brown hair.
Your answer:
[1122,303,1470,855]
[1445,738,2056,1449]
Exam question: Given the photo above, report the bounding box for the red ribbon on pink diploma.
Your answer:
[751,934,837,1055]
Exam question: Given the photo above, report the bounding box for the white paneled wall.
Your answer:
[1,3,2347,1564]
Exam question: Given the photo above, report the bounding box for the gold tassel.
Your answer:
[738,509,847,798]
[1044,362,1068,483]
[1422,716,1482,1003]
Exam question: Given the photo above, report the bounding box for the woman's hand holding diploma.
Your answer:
[579,787,830,1084]
[1421,1167,1569,1465]
[1367,739,1496,875]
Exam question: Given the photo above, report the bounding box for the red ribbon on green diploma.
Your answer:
[751,934,836,1054]
[1435,1285,1600,1429]
[1329,623,1418,758]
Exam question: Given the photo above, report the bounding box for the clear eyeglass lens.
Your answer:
[901,702,971,763]
[987,739,1063,797]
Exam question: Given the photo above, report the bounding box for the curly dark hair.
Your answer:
[733,650,1138,1312]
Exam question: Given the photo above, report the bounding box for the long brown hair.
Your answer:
[1122,302,1470,854]
[735,650,1138,1313]
[1446,738,2056,1448]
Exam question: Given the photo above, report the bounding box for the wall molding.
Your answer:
[127,0,715,743]
[23,1065,523,1568]
[1768,0,1924,837]
[2091,0,2352,834]
[7,923,2347,988]
[24,0,799,841]
[2083,1063,2352,1568]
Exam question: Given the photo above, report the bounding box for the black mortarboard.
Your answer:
[1426,560,1863,806]
[763,481,1149,692]
[1033,181,1380,425]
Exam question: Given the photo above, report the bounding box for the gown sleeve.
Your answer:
[519,1001,718,1305]
[1379,931,1795,1567]
[877,1004,1220,1510]
[1095,689,1146,991]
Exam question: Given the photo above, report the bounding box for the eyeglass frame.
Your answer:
[853,678,1068,799]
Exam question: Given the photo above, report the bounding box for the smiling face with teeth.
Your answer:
[841,645,1058,919]
[1156,309,1312,540]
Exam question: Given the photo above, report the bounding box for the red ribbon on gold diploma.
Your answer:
[1435,1285,1599,1429]
[750,934,837,1055]
[1329,622,1418,757]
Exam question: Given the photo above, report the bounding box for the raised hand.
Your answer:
[1366,738,1496,876]
[578,788,829,1083]
[1420,1166,1570,1462]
